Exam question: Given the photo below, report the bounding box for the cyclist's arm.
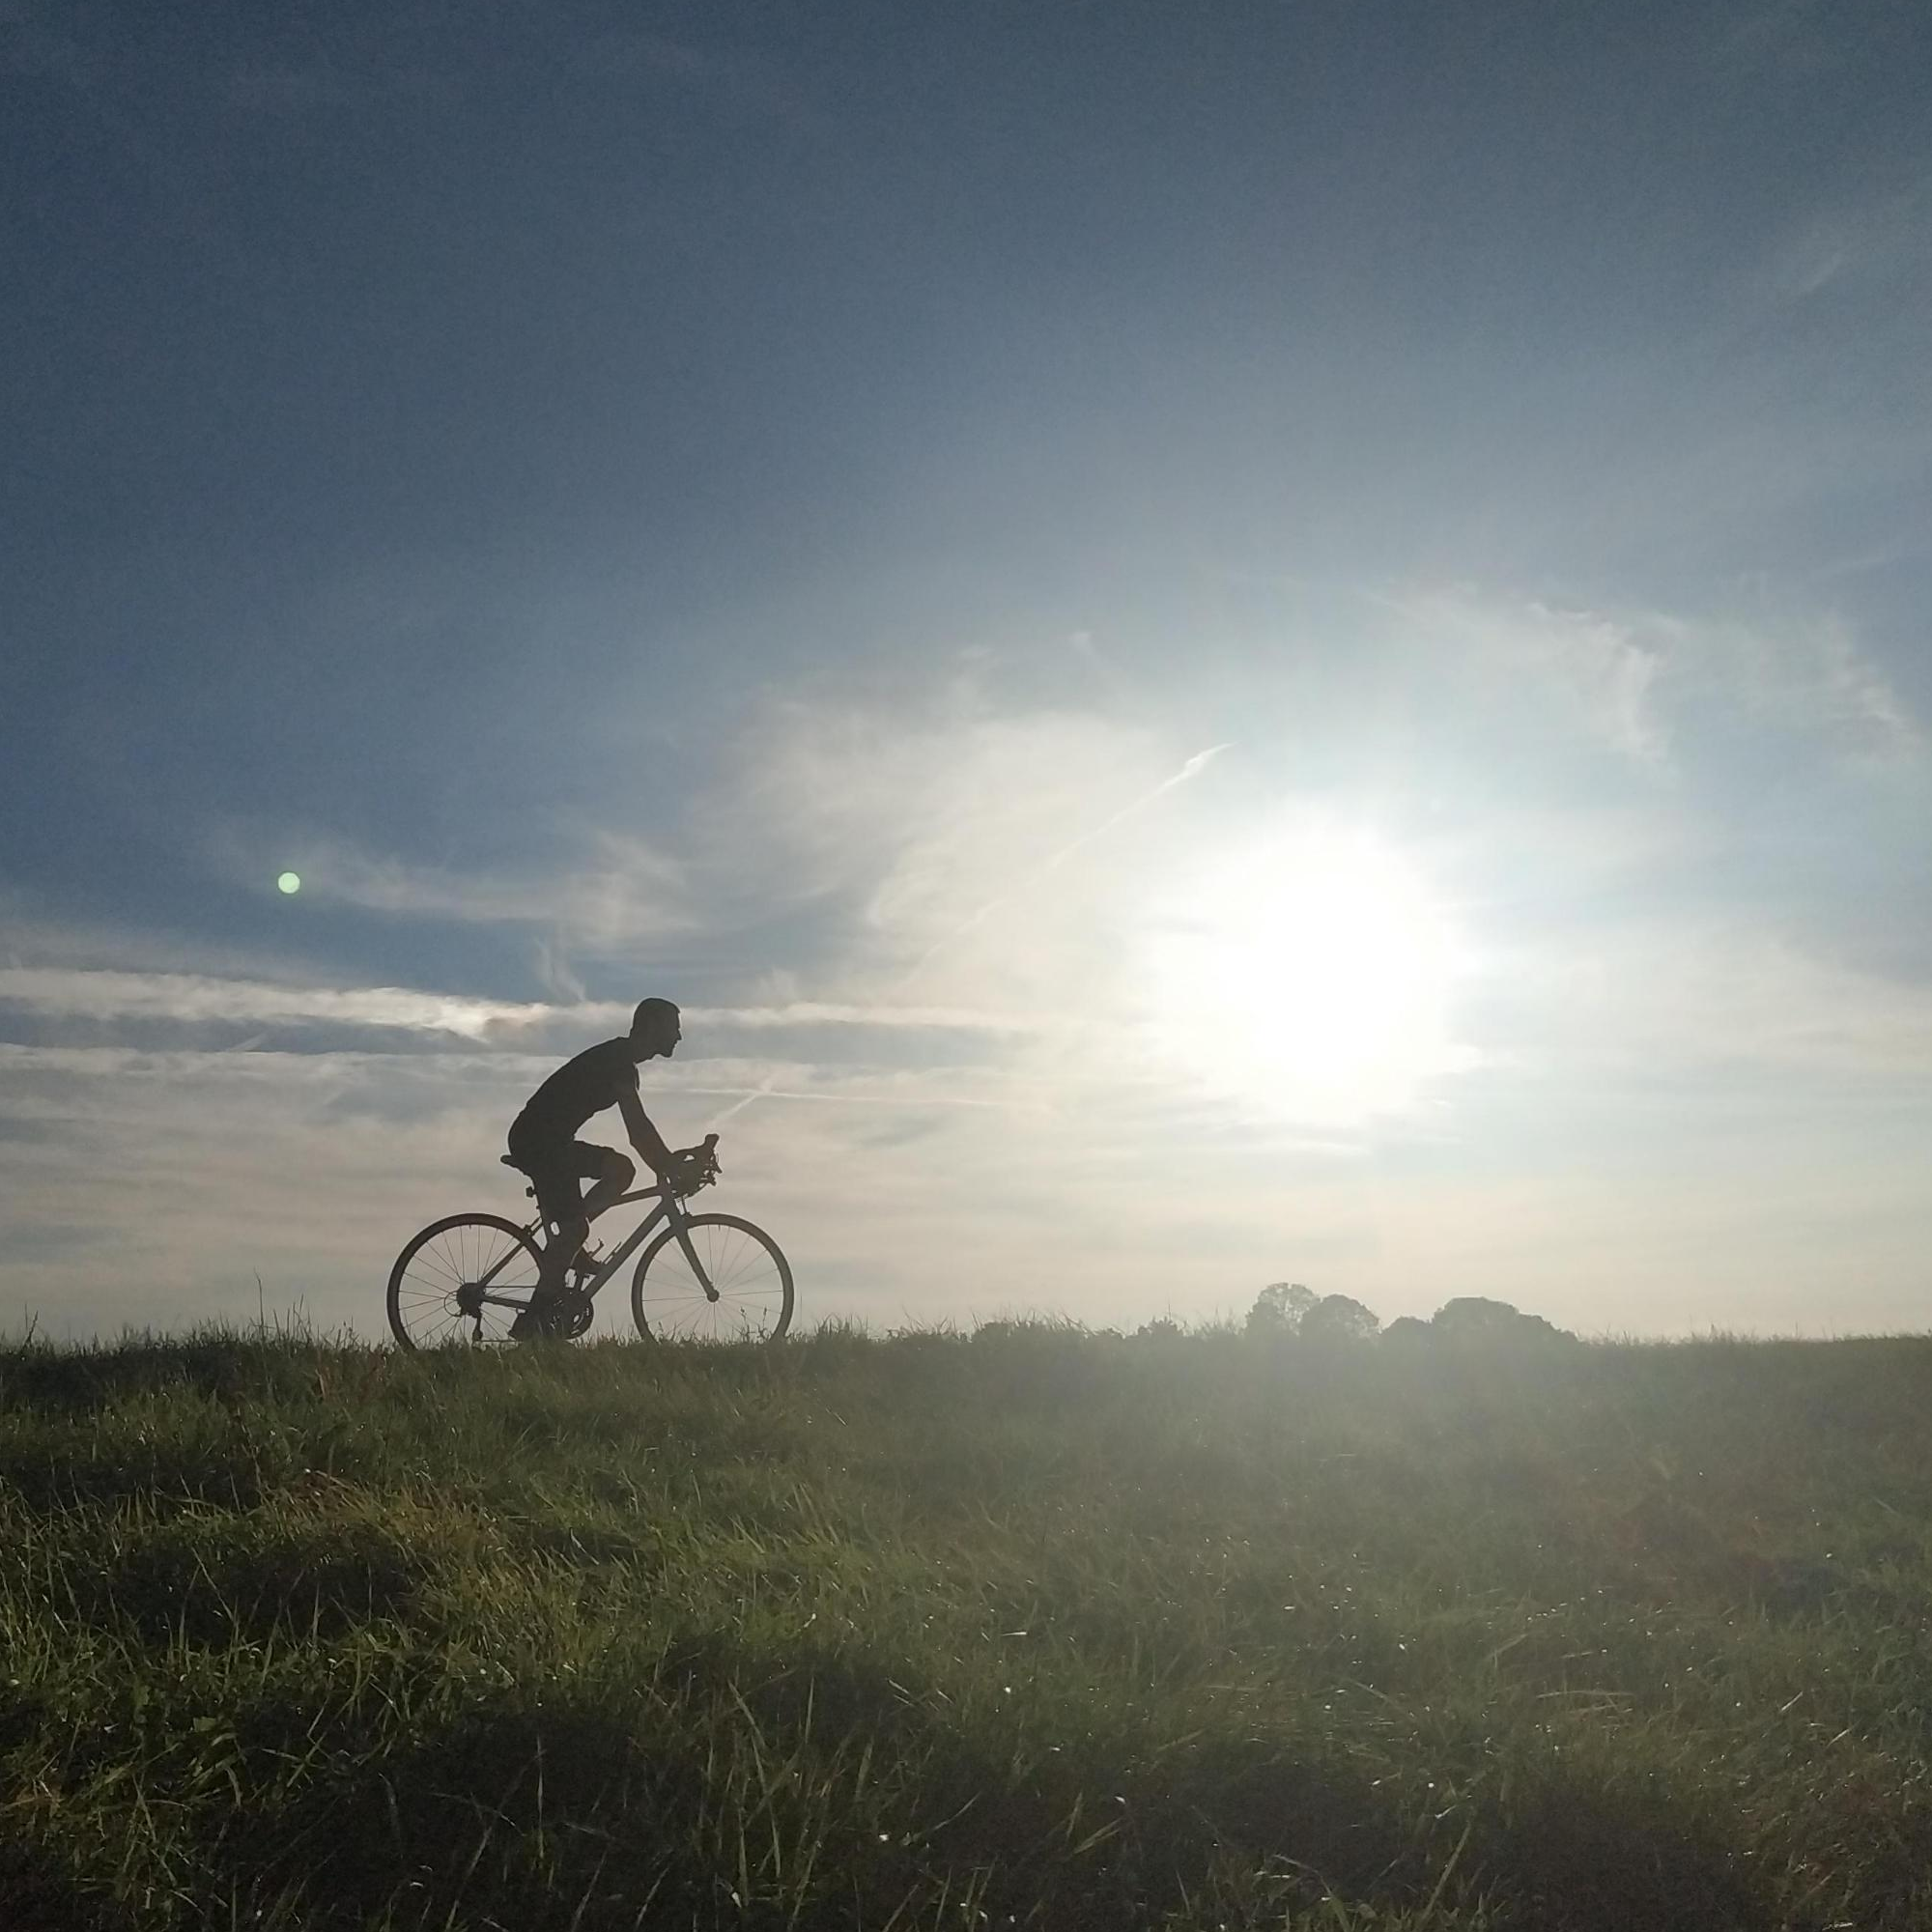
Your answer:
[618,1087,675,1179]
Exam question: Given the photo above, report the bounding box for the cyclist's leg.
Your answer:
[504,1142,630,1338]
[533,1145,630,1291]
[514,1146,589,1293]
[576,1144,636,1229]
[498,1133,581,1339]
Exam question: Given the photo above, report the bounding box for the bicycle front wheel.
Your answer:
[631,1213,794,1343]
[387,1212,544,1350]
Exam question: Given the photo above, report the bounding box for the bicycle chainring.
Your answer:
[551,1290,595,1338]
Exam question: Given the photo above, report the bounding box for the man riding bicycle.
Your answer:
[505,996,694,1338]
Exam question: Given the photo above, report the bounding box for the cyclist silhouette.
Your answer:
[505,996,687,1336]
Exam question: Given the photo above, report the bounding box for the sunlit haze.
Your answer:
[3,3,1929,1339]
[1138,821,1469,1125]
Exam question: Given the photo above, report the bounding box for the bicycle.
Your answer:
[385,1133,794,1350]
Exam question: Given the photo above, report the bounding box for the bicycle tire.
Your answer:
[631,1212,794,1343]
[387,1212,545,1350]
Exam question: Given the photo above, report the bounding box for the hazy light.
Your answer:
[276,871,301,895]
[1137,820,1470,1122]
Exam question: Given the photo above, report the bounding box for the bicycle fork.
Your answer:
[670,1208,722,1303]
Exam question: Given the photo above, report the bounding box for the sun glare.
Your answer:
[1137,822,1469,1123]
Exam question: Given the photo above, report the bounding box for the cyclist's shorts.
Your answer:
[506,1135,625,1230]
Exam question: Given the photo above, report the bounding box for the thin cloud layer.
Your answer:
[4,570,1930,1340]
[0,968,523,1037]
[220,829,694,949]
[0,968,1037,1046]
[1389,588,1922,771]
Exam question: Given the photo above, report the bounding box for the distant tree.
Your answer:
[1381,1315,1431,1347]
[1431,1296,1572,1343]
[1246,1282,1318,1335]
[1299,1293,1380,1344]
[972,1319,1021,1346]
[1135,1314,1185,1343]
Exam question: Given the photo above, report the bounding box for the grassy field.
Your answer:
[3,1320,1931,1930]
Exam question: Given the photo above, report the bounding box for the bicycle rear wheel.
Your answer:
[631,1213,794,1343]
[387,1213,544,1350]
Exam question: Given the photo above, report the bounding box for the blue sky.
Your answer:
[4,0,1930,1338]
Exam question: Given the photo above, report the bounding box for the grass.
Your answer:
[2,1318,1931,1928]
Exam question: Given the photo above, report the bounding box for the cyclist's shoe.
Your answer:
[510,1293,566,1342]
[510,1288,592,1342]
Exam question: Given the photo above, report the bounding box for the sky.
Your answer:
[4,0,1930,1342]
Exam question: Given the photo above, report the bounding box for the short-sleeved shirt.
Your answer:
[510,1038,639,1147]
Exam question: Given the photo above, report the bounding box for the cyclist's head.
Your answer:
[630,997,681,1058]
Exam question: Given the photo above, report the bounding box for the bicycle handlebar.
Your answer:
[668,1132,722,1198]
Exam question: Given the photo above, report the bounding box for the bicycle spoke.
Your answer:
[411,1245,464,1288]
[387,1213,543,1350]
[633,1213,792,1343]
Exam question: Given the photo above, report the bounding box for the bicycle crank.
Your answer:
[550,1290,595,1338]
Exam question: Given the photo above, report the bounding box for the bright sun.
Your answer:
[1137,821,1470,1123]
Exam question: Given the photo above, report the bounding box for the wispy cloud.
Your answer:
[686,1002,1036,1033]
[1763,174,1932,306]
[0,968,1037,1043]
[1476,927,1932,1081]
[1388,587,1923,772]
[1662,609,1924,763]
[217,826,695,949]
[0,968,525,1038]
[896,741,1231,987]
[1390,590,1665,762]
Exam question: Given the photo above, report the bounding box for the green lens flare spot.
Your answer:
[277,871,302,895]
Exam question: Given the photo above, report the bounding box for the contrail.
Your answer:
[703,1070,781,1130]
[702,740,1230,1128]
[895,742,1232,986]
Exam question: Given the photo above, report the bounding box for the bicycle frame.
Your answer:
[469,1182,719,1317]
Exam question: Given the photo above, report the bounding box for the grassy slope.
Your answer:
[2,1322,1931,1930]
